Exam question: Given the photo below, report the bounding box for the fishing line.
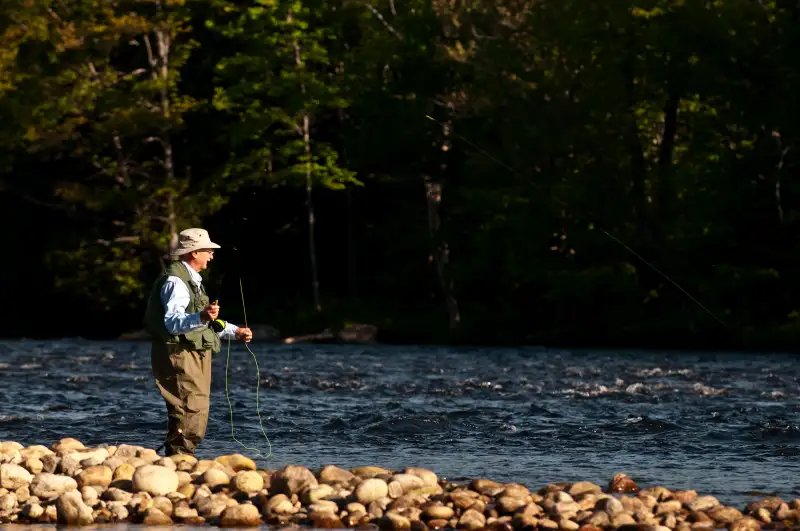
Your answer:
[423,114,730,331]
[221,270,273,460]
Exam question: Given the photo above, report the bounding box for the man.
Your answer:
[144,227,253,456]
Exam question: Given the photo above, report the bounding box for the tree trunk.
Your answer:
[303,111,321,314]
[347,186,358,297]
[291,10,322,314]
[623,42,662,306]
[657,90,679,226]
[427,113,461,331]
[145,27,179,258]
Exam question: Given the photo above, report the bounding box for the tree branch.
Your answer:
[361,2,403,40]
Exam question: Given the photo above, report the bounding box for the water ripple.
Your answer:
[0,340,798,508]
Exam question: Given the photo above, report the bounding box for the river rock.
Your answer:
[174,501,199,519]
[496,495,527,514]
[570,482,602,497]
[355,478,389,504]
[0,492,16,516]
[352,466,392,479]
[203,468,230,489]
[709,506,743,524]
[405,467,438,487]
[142,507,173,525]
[132,464,179,496]
[220,503,262,526]
[609,473,639,493]
[23,458,43,475]
[320,465,357,485]
[19,445,53,461]
[423,504,455,520]
[390,473,426,493]
[597,496,625,515]
[154,457,176,471]
[267,493,296,515]
[0,448,21,465]
[193,459,222,475]
[113,462,135,481]
[302,483,336,505]
[472,478,504,494]
[112,444,143,459]
[152,495,173,515]
[176,470,192,487]
[690,495,721,512]
[272,465,318,495]
[0,464,33,490]
[231,470,263,494]
[77,465,113,488]
[40,454,59,474]
[21,501,44,520]
[136,449,159,463]
[56,490,94,525]
[30,472,78,499]
[102,486,132,503]
[196,493,234,518]
[80,485,98,506]
[309,509,346,528]
[52,438,85,455]
[15,485,30,503]
[215,454,256,472]
[459,508,487,530]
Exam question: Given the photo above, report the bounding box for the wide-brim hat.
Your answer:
[170,228,221,258]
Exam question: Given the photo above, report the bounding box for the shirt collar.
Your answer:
[180,261,203,284]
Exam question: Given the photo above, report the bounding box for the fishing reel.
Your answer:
[208,299,226,333]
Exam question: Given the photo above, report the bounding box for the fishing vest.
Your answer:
[144,260,222,353]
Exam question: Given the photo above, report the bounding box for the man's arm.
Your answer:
[218,321,239,339]
[160,277,207,336]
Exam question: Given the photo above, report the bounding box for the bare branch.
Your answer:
[95,236,142,246]
[143,34,157,69]
[361,2,403,40]
[775,143,790,222]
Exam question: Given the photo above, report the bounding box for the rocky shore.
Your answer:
[0,438,792,529]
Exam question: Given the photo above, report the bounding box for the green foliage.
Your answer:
[1,0,799,348]
[209,0,359,190]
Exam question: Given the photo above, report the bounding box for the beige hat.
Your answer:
[170,228,221,258]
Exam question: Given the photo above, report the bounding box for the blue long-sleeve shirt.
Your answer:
[161,261,238,338]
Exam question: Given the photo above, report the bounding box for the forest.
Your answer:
[1,0,799,350]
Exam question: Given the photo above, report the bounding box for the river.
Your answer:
[0,340,798,512]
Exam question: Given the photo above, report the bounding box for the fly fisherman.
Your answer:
[144,228,253,456]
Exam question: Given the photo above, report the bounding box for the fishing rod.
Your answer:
[423,113,731,332]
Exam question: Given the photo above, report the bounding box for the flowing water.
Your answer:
[1,339,799,526]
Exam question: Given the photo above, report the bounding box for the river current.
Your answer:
[0,340,798,512]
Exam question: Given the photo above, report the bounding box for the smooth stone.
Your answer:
[132,465,179,496]
[55,490,94,525]
[215,454,256,472]
[30,472,78,499]
[355,478,389,504]
[219,503,262,526]
[0,464,33,490]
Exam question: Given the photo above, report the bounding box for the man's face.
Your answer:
[192,249,215,271]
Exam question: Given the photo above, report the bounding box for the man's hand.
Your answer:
[235,327,253,343]
[200,302,220,322]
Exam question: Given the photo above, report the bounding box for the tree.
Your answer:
[210,0,359,315]
[0,0,224,311]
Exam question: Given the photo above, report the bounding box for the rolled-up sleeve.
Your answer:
[218,321,239,339]
[160,277,206,336]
